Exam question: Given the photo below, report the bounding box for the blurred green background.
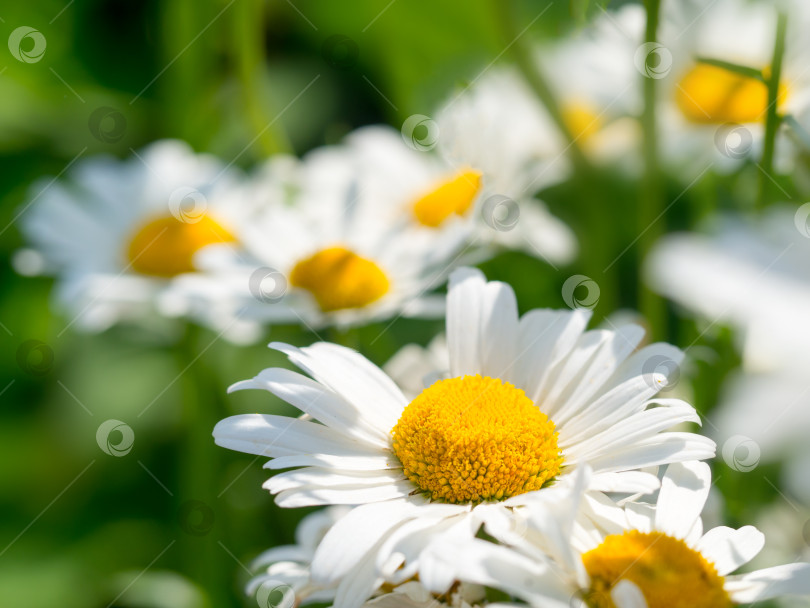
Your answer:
[1,1,806,607]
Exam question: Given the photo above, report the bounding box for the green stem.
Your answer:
[492,0,621,318]
[176,324,236,608]
[638,0,667,340]
[491,0,589,169]
[757,11,788,210]
[233,0,292,156]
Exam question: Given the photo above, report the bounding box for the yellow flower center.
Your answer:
[675,63,788,124]
[289,246,390,312]
[562,101,603,142]
[126,214,235,278]
[582,530,732,608]
[411,169,482,228]
[391,375,562,504]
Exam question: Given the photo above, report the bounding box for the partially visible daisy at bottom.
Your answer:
[214,267,715,607]
[247,507,485,608]
[424,461,810,608]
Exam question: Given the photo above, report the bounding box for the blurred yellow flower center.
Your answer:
[391,375,562,504]
[676,63,788,124]
[289,246,390,312]
[582,530,731,608]
[563,101,603,141]
[126,215,235,278]
[412,169,482,228]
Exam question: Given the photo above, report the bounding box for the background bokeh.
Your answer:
[2,1,808,607]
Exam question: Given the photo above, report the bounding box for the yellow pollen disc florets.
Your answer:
[127,214,236,278]
[562,101,603,142]
[391,375,562,504]
[289,246,390,312]
[676,63,788,124]
[412,169,482,228]
[582,530,732,608]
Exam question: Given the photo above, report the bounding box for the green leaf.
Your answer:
[695,56,765,82]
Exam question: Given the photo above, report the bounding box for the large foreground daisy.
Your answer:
[214,267,714,607]
[18,140,258,340]
[426,461,810,608]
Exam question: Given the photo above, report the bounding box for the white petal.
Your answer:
[311,499,419,584]
[213,414,379,459]
[624,502,656,533]
[654,461,712,539]
[229,367,390,447]
[518,308,592,403]
[479,280,520,381]
[696,526,765,576]
[271,342,407,434]
[725,563,810,602]
[588,433,716,474]
[274,481,415,507]
[447,267,487,377]
[264,467,407,494]
[589,472,660,495]
[611,580,648,608]
[565,401,701,462]
[265,453,399,471]
[544,325,645,424]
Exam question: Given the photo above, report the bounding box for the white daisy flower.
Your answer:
[537,5,643,167]
[17,139,259,340]
[247,506,351,605]
[425,461,810,608]
[168,140,470,333]
[214,267,714,606]
[362,581,486,608]
[337,121,577,266]
[247,507,485,608]
[656,0,810,173]
[646,205,810,501]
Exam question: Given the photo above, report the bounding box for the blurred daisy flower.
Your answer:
[16,139,259,341]
[647,205,810,501]
[168,138,472,335]
[214,267,714,606]
[426,461,810,608]
[343,118,576,266]
[656,0,810,173]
